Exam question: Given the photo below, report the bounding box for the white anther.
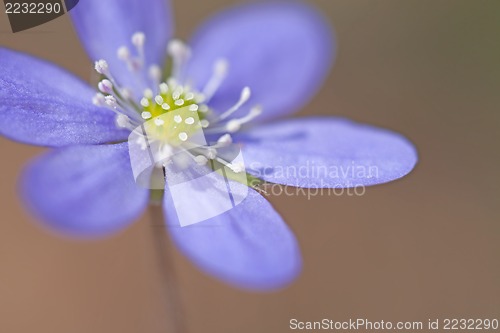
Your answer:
[167,39,190,59]
[240,86,251,101]
[217,134,233,146]
[178,132,188,142]
[241,105,262,122]
[199,105,208,112]
[120,88,133,100]
[202,58,229,101]
[189,104,199,112]
[174,99,185,106]
[167,39,191,79]
[200,119,210,128]
[131,32,146,48]
[172,86,183,100]
[159,82,169,94]
[143,89,153,99]
[94,60,109,75]
[185,117,195,125]
[92,93,106,107]
[141,111,152,120]
[149,65,162,82]
[154,118,165,126]
[98,79,113,94]
[206,148,217,159]
[226,119,241,133]
[185,92,194,101]
[174,115,182,124]
[167,78,177,87]
[218,86,251,120]
[162,103,170,110]
[105,95,117,108]
[225,105,262,132]
[117,46,130,61]
[140,98,150,107]
[155,95,164,105]
[194,155,208,166]
[229,162,245,173]
[116,114,129,128]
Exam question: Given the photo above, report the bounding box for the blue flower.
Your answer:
[0,0,417,290]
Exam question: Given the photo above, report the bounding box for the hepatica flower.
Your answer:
[0,0,417,290]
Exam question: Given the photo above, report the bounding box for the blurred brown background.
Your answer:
[1,0,499,332]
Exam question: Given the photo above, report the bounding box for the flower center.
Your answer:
[138,81,207,145]
[92,32,261,173]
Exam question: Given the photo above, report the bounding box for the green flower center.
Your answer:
[139,82,208,145]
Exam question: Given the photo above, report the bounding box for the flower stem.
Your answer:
[148,204,188,333]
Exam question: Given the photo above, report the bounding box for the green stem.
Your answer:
[149,204,188,333]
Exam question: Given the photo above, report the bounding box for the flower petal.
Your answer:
[0,48,128,146]
[185,2,334,121]
[236,117,418,188]
[70,0,173,92]
[21,143,148,238]
[163,184,301,290]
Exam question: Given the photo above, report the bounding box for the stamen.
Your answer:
[185,117,195,125]
[202,58,229,102]
[117,46,130,61]
[140,98,150,107]
[105,96,118,108]
[141,111,152,120]
[132,32,145,47]
[159,83,169,94]
[167,39,191,80]
[217,134,233,146]
[143,89,154,99]
[224,105,261,132]
[92,93,106,107]
[218,86,251,120]
[213,156,243,173]
[228,162,245,173]
[155,95,164,105]
[174,99,185,106]
[131,32,146,64]
[94,60,109,75]
[149,65,162,85]
[117,46,142,72]
[178,132,188,141]
[98,79,114,94]
[154,118,165,126]
[120,88,134,100]
[116,114,130,128]
[174,115,183,124]
[206,148,217,159]
[162,103,171,110]
[172,86,183,100]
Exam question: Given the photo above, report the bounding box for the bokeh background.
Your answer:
[1,0,499,332]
